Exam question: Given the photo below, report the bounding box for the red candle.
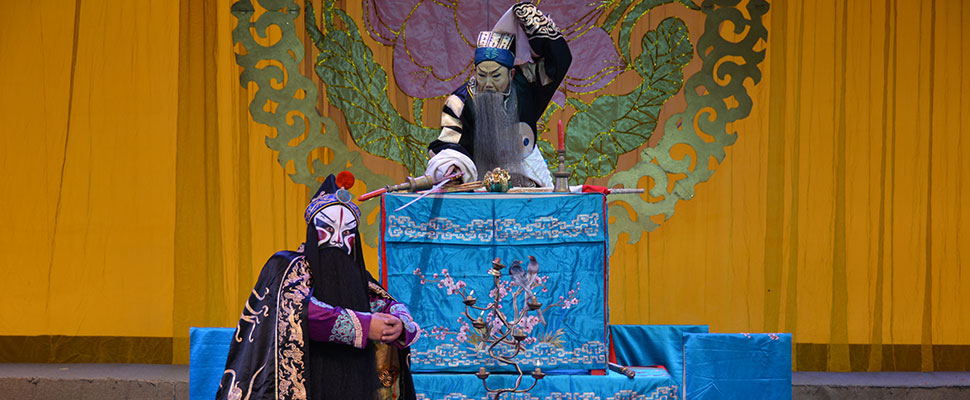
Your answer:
[557,120,564,151]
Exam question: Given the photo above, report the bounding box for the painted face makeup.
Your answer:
[476,61,512,93]
[313,204,358,255]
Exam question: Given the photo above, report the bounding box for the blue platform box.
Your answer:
[190,327,676,400]
[381,193,609,373]
[683,333,792,400]
[189,327,234,400]
[612,325,708,399]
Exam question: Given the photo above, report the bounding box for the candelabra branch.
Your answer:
[465,257,545,399]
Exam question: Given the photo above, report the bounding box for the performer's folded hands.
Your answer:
[369,312,403,342]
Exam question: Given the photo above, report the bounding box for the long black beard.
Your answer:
[472,91,522,179]
[303,224,377,400]
[310,247,369,311]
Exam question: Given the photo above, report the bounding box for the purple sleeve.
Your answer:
[386,301,421,348]
[307,296,371,349]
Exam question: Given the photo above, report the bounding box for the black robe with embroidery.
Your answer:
[214,249,416,400]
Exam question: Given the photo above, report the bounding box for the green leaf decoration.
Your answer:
[413,98,424,127]
[613,0,699,62]
[601,0,638,32]
[607,0,769,252]
[561,17,693,183]
[305,0,438,176]
[231,0,394,246]
[231,0,769,253]
[566,98,590,114]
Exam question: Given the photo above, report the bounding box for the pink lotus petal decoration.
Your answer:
[364,0,625,100]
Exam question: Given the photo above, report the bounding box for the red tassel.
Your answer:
[336,171,355,190]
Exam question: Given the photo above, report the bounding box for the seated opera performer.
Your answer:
[216,173,420,400]
[426,2,572,188]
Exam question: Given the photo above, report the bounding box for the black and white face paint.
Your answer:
[313,204,358,255]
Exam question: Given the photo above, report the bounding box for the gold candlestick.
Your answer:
[552,149,570,192]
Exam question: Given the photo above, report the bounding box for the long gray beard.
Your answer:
[472,91,522,180]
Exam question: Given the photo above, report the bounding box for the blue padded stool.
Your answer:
[611,324,708,399]
[189,327,234,400]
[683,333,792,400]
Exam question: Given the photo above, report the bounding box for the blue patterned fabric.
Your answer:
[683,333,792,400]
[413,369,678,400]
[304,189,360,224]
[611,325,708,399]
[330,310,359,346]
[382,193,608,372]
[370,297,389,312]
[384,193,605,245]
[474,47,515,68]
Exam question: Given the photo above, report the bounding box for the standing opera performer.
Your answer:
[216,173,421,400]
[426,2,572,188]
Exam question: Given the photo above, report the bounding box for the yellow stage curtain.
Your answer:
[611,0,970,371]
[0,0,967,370]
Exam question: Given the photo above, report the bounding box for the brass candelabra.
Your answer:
[460,258,545,399]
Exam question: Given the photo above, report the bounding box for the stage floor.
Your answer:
[2,364,970,399]
[792,371,970,399]
[0,363,188,399]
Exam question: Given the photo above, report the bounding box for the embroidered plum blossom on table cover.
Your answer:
[381,193,608,373]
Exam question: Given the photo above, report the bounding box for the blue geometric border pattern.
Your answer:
[383,193,607,245]
[414,386,679,400]
[410,341,606,369]
[386,214,601,244]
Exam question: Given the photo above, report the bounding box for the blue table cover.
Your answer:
[611,325,708,400]
[190,327,678,400]
[682,333,792,400]
[381,193,609,373]
[190,327,234,400]
[413,369,678,400]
